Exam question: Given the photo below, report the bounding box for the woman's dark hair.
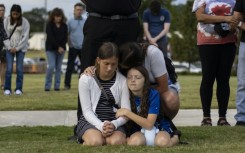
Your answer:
[128,66,150,118]
[48,7,67,23]
[118,42,149,76]
[0,4,5,20]
[95,42,119,75]
[149,0,161,16]
[10,4,22,26]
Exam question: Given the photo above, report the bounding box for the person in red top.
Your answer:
[192,0,237,126]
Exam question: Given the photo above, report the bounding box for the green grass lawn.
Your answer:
[0,74,237,110]
[0,51,242,153]
[0,126,244,153]
[179,75,237,109]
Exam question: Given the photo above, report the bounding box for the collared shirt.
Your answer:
[67,16,86,49]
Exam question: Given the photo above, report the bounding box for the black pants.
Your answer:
[64,47,81,88]
[76,16,140,125]
[198,43,236,118]
[157,40,168,57]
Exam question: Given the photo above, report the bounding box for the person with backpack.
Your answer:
[118,42,180,120]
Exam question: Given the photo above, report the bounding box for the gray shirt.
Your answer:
[144,45,167,83]
[67,17,86,49]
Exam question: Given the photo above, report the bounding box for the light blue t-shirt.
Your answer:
[67,16,86,49]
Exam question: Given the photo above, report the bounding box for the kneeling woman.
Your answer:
[116,66,179,147]
[77,42,130,146]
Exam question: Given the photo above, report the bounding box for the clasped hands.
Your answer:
[101,121,115,137]
[9,48,17,53]
[101,108,130,137]
[227,15,242,31]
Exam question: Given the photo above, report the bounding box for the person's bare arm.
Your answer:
[116,108,157,130]
[143,22,158,46]
[153,22,170,42]
[195,5,237,24]
[154,74,169,94]
[232,11,245,30]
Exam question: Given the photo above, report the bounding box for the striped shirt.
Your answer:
[77,74,116,133]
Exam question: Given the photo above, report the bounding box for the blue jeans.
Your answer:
[4,50,25,91]
[45,51,65,90]
[235,42,245,122]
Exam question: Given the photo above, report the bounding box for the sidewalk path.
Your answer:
[0,109,237,127]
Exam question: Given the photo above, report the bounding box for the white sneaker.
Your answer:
[15,89,22,95]
[4,90,11,95]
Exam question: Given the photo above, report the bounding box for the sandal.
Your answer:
[217,118,231,126]
[201,118,212,126]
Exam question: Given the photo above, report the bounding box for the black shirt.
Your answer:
[85,0,141,15]
[0,19,8,51]
[45,22,68,51]
[234,0,245,42]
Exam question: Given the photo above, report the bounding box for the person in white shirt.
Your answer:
[3,4,30,95]
[77,42,130,145]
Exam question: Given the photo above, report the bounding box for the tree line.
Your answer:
[22,0,198,63]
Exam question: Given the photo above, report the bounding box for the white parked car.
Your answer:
[173,61,202,73]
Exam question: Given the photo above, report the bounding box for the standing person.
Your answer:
[77,42,130,145]
[3,4,30,95]
[116,66,179,147]
[192,0,237,126]
[232,0,245,126]
[0,4,9,90]
[69,0,141,140]
[44,7,67,91]
[79,0,141,72]
[143,0,171,57]
[64,3,86,90]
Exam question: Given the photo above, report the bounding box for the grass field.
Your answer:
[0,74,237,110]
[0,50,243,153]
[0,50,233,110]
[0,126,244,153]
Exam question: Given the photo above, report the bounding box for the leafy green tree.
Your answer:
[171,0,198,66]
[23,8,47,34]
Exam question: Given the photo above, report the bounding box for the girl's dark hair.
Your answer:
[95,42,119,75]
[118,42,149,76]
[128,66,150,118]
[149,0,161,15]
[48,7,67,23]
[10,4,22,26]
[118,43,143,71]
